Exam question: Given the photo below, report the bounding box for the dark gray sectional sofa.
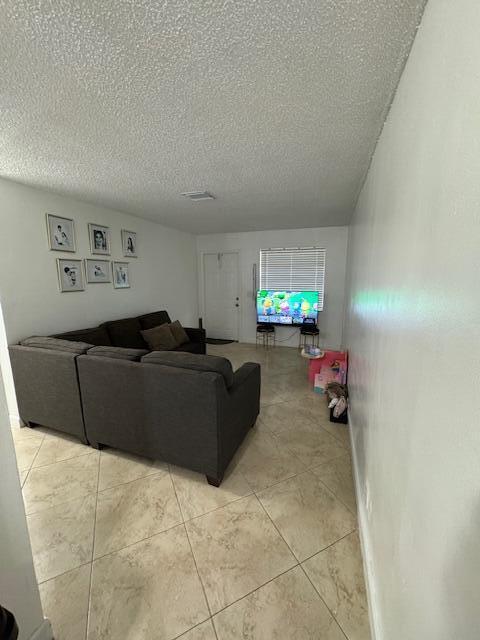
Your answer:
[53,309,207,354]
[9,311,260,486]
[77,351,260,485]
[9,341,89,443]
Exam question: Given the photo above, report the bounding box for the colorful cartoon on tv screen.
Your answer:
[256,290,319,325]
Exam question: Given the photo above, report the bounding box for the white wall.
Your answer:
[197,227,348,349]
[344,1,480,638]
[0,355,52,639]
[0,178,198,421]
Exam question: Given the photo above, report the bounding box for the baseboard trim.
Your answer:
[349,415,382,640]
[29,618,53,640]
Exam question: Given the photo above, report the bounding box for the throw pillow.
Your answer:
[169,320,189,345]
[141,324,178,351]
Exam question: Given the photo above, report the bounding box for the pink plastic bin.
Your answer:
[308,350,348,393]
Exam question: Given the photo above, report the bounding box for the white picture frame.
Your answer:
[112,261,130,289]
[46,214,76,252]
[121,229,137,257]
[85,259,111,283]
[57,259,85,292]
[88,223,111,255]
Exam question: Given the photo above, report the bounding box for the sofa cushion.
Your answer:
[141,351,234,388]
[138,310,171,330]
[169,320,189,346]
[174,342,204,354]
[141,324,178,351]
[87,346,148,361]
[53,326,112,346]
[101,317,147,349]
[20,336,92,354]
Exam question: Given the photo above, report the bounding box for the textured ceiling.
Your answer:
[0,1,426,234]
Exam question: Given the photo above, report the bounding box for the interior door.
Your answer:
[203,252,240,340]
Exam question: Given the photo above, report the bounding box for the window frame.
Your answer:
[258,246,326,311]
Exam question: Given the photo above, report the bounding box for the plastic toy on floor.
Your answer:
[326,382,348,424]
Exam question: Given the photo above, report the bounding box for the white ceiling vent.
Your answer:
[181,191,215,201]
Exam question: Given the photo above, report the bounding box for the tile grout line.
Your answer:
[210,562,302,621]
[168,466,255,522]
[25,448,98,473]
[259,410,348,463]
[246,385,356,640]
[96,463,168,494]
[255,422,309,470]
[167,489,328,635]
[246,402,355,637]
[25,456,166,518]
[37,559,92,587]
[168,465,218,638]
[91,519,185,563]
[312,473,358,517]
[23,450,100,514]
[300,529,358,565]
[253,492,301,562]
[262,456,357,516]
[58,470,357,569]
[249,418,350,488]
[262,412,348,451]
[253,468,358,557]
[252,461,350,504]
[25,488,99,519]
[253,484,356,639]
[11,431,45,444]
[182,525,219,637]
[299,562,350,640]
[30,448,93,471]
[18,432,45,487]
[172,618,214,640]
[320,426,351,448]
[23,451,100,517]
[85,451,101,640]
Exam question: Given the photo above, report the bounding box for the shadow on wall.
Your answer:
[445,501,480,639]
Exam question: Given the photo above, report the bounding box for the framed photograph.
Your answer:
[88,223,111,255]
[57,259,85,292]
[112,261,130,289]
[46,214,76,252]
[121,230,137,257]
[85,259,111,283]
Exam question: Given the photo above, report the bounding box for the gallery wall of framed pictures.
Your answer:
[46,213,137,293]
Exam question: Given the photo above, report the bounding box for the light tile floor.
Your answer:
[12,343,371,640]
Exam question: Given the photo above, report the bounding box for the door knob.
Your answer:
[235,303,239,307]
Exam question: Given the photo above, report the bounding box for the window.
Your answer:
[259,247,326,310]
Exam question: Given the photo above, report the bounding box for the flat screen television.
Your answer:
[256,290,319,325]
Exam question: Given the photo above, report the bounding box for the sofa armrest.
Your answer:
[184,327,206,343]
[227,363,261,420]
[217,362,261,475]
[230,362,260,392]
[8,345,87,442]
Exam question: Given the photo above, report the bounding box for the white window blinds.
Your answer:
[259,247,326,310]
